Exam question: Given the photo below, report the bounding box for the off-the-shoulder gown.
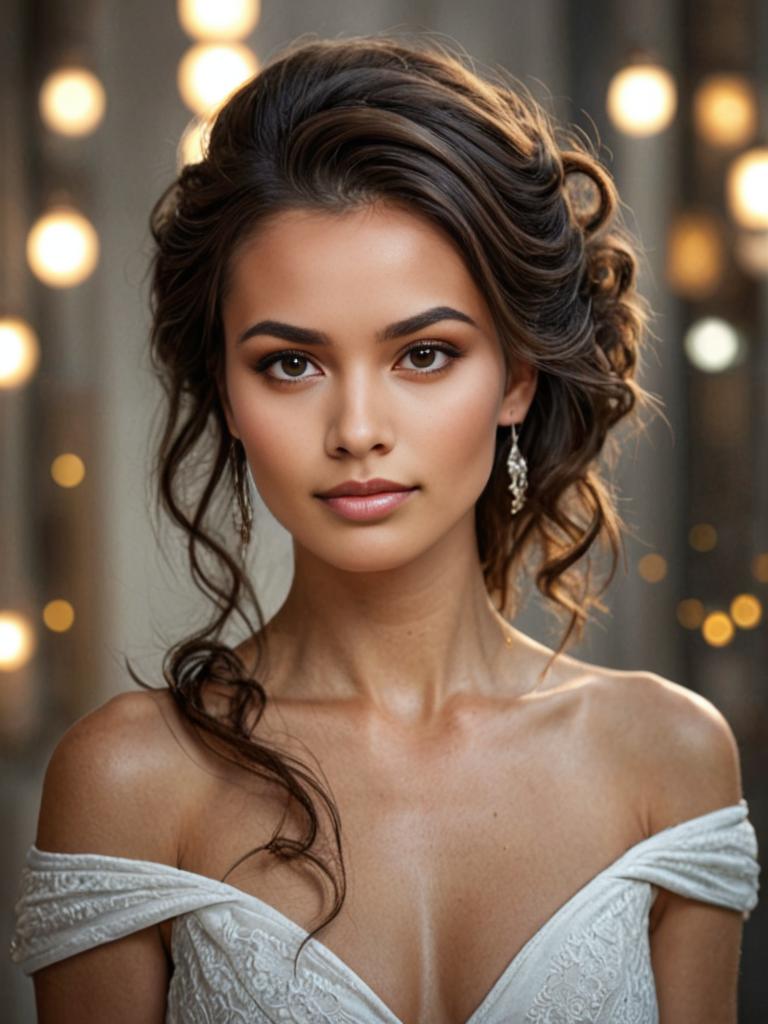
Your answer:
[9,798,760,1023]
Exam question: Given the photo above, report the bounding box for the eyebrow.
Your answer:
[236,305,479,347]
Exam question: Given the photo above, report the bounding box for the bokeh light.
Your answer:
[693,74,757,148]
[666,212,723,298]
[177,42,258,116]
[753,553,768,583]
[43,600,76,633]
[727,147,768,229]
[701,611,734,647]
[730,594,762,629]
[637,553,668,582]
[684,317,744,372]
[39,66,107,136]
[606,62,677,136]
[178,116,212,169]
[0,612,36,672]
[26,207,99,287]
[177,0,260,40]
[677,598,705,630]
[0,317,40,389]
[688,523,718,552]
[51,453,86,488]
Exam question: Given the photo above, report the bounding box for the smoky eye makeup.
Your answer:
[251,340,465,384]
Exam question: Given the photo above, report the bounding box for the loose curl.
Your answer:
[128,31,663,974]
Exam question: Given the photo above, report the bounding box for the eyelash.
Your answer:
[252,342,463,384]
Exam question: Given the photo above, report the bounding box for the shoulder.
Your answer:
[584,668,743,833]
[36,688,192,864]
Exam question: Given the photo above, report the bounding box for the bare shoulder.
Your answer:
[583,668,743,833]
[36,688,192,864]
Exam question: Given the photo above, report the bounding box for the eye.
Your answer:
[254,350,322,382]
[397,343,459,374]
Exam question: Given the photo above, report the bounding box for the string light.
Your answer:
[39,67,107,137]
[178,116,212,169]
[666,212,724,298]
[26,207,99,287]
[637,553,667,582]
[684,317,745,372]
[677,598,705,629]
[43,600,76,633]
[730,594,762,629]
[177,0,260,40]
[177,42,258,116]
[0,317,40,389]
[606,61,677,137]
[51,453,86,488]
[0,612,36,672]
[701,611,734,647]
[688,523,718,552]
[727,147,768,230]
[693,74,757,148]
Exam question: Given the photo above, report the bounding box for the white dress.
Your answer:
[9,799,760,1023]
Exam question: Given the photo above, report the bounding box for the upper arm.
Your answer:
[636,674,746,1024]
[32,690,186,1024]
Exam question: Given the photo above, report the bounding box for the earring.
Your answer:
[507,423,528,516]
[230,439,253,560]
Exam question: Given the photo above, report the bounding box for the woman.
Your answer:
[10,32,760,1024]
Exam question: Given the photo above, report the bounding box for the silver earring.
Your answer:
[507,423,528,516]
[230,439,253,560]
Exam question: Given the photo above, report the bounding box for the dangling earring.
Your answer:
[230,438,253,560]
[507,423,528,516]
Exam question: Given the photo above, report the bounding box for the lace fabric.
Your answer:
[9,800,760,1024]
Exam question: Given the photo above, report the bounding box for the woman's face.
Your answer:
[220,202,537,572]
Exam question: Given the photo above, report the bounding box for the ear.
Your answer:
[497,358,538,428]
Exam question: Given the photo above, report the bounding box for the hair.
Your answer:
[128,31,663,973]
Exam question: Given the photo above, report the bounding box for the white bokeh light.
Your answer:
[26,207,100,287]
[177,0,260,40]
[39,67,107,136]
[684,317,744,373]
[177,43,258,116]
[606,63,677,137]
[0,317,40,389]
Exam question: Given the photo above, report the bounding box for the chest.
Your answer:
[163,695,644,1024]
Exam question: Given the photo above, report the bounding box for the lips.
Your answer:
[317,478,415,498]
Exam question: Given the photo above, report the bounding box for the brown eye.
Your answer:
[399,343,459,374]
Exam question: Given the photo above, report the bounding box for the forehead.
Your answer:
[223,202,493,334]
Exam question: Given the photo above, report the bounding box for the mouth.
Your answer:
[316,487,418,522]
[316,478,415,498]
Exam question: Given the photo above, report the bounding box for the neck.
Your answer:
[259,517,537,727]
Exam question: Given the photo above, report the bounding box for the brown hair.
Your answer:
[128,31,663,972]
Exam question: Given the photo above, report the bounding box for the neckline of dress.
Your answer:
[28,799,748,1024]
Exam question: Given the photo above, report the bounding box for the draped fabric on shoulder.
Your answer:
[9,799,760,1024]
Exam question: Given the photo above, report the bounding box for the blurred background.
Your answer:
[2,0,766,1019]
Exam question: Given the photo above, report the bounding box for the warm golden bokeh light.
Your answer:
[26,207,100,287]
[0,317,40,389]
[666,212,723,298]
[177,43,258,116]
[177,0,260,40]
[606,63,677,136]
[701,611,734,647]
[730,593,762,629]
[637,553,668,583]
[51,453,86,488]
[677,598,705,630]
[39,66,107,137]
[727,147,768,230]
[693,74,757,148]
[43,600,76,633]
[753,553,768,583]
[688,522,718,552]
[735,230,768,276]
[0,611,36,672]
[178,116,212,169]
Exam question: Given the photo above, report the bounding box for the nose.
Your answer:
[324,366,395,459]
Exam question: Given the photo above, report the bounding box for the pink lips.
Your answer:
[318,488,417,521]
